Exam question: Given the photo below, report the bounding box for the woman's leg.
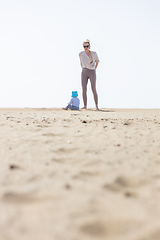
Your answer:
[89,70,98,107]
[81,69,88,108]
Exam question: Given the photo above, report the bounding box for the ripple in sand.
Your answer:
[2,192,41,204]
[42,133,60,137]
[55,147,77,153]
[79,171,100,177]
[37,125,50,128]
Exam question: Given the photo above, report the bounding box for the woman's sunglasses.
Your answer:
[83,45,89,48]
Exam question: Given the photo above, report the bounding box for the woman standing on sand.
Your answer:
[79,39,100,110]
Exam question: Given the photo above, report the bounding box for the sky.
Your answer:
[0,0,160,108]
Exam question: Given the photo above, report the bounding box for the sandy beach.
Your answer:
[1,108,160,240]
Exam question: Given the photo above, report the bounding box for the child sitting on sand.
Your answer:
[62,91,80,110]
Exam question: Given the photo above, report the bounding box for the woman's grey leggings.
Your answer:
[81,68,98,107]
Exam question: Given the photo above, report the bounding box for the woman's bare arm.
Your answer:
[95,62,99,69]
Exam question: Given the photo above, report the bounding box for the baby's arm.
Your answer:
[68,98,73,105]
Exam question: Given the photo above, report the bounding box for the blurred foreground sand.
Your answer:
[1,108,160,240]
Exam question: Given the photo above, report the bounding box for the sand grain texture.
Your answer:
[1,108,160,240]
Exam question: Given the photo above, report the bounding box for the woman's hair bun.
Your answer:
[83,39,90,45]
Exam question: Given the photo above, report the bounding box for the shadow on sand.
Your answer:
[80,108,115,112]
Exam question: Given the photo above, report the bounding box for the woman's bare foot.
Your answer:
[81,106,87,109]
[96,106,99,111]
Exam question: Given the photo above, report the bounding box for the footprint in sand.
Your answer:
[138,228,160,240]
[103,175,149,197]
[79,219,141,237]
[64,183,72,190]
[79,221,106,237]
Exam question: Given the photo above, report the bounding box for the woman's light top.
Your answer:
[79,51,100,70]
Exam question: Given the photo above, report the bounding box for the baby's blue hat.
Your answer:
[71,91,78,97]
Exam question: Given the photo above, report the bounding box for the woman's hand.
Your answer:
[95,62,99,69]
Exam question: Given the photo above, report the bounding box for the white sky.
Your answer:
[0,0,160,108]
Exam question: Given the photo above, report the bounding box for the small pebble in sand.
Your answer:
[124,192,132,197]
[67,140,71,144]
[9,164,20,170]
[82,120,87,123]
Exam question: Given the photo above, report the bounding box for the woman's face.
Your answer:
[83,43,90,50]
